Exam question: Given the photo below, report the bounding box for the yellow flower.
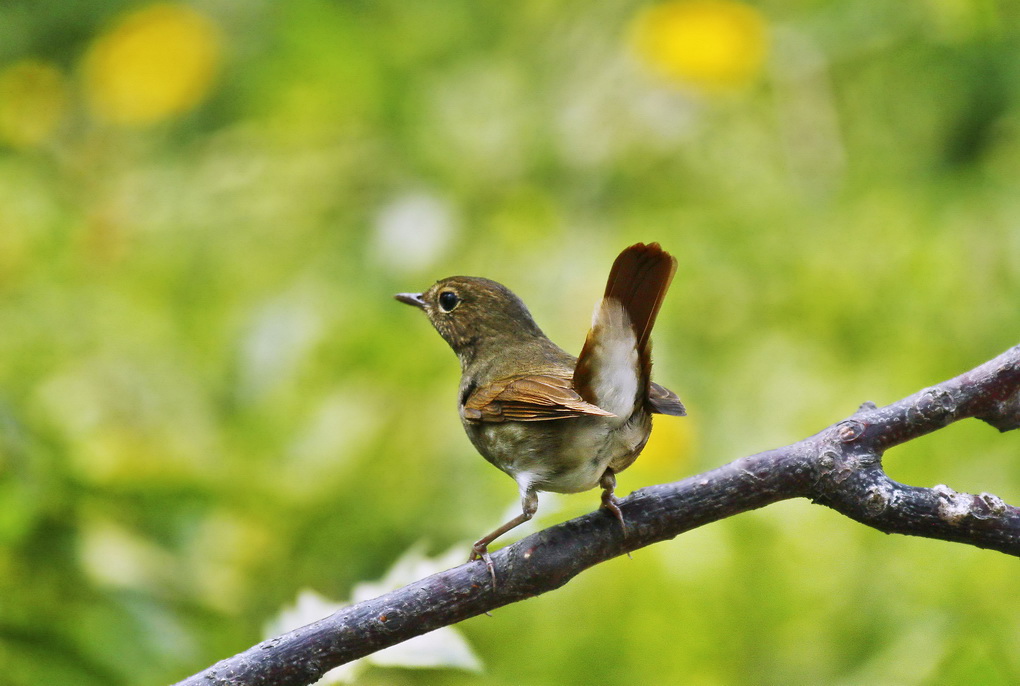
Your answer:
[84,3,222,126]
[0,60,68,148]
[629,413,697,485]
[630,0,768,92]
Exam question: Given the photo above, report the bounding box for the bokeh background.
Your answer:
[1,1,1018,684]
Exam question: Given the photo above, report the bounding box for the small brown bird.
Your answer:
[396,242,685,581]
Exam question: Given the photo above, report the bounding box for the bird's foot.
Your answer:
[600,490,629,537]
[469,543,497,588]
[599,469,629,537]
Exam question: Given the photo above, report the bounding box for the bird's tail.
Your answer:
[573,243,677,412]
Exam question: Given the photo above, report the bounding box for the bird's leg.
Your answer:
[599,469,628,536]
[470,487,538,587]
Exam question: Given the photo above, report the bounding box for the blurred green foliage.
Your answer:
[0,1,1018,684]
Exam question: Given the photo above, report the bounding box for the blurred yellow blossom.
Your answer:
[630,0,768,92]
[84,3,222,125]
[630,413,697,484]
[0,60,68,148]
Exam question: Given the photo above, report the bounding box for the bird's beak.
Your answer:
[394,292,427,310]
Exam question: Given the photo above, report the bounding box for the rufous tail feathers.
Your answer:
[573,243,677,408]
[601,242,677,353]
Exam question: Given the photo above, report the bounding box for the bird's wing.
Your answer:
[462,374,616,423]
[649,382,687,416]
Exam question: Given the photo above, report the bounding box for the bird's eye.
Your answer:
[438,290,460,312]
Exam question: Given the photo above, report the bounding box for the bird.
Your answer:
[395,242,685,583]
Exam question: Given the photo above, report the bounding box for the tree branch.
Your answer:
[174,344,1020,686]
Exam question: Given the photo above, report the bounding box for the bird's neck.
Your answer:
[457,331,571,380]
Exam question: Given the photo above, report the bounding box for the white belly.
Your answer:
[467,415,647,495]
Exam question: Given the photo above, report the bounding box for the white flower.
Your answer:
[265,545,482,684]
